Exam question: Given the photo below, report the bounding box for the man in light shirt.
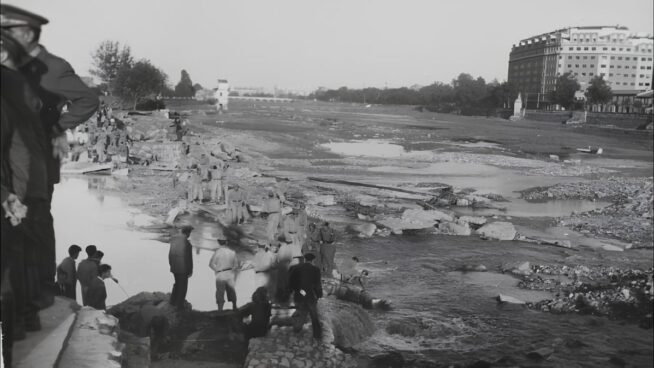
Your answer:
[252,242,276,299]
[209,234,240,311]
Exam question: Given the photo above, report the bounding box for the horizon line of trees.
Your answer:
[90,41,632,114]
[310,72,627,115]
[90,40,210,109]
[309,74,520,116]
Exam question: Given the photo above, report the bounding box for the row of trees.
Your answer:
[90,40,206,109]
[310,74,519,116]
[312,72,616,115]
[547,72,613,110]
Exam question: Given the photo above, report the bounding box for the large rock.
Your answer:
[402,208,454,223]
[457,216,487,226]
[437,221,472,236]
[463,194,492,205]
[108,292,185,337]
[476,221,517,241]
[307,195,337,206]
[352,223,377,238]
[244,298,367,368]
[377,209,454,233]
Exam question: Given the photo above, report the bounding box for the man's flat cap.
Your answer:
[1,4,49,28]
[180,224,194,232]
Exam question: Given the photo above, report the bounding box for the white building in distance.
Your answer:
[214,79,229,111]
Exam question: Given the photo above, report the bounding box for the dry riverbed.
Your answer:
[92,100,652,367]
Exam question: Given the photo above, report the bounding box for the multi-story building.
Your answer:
[508,26,653,108]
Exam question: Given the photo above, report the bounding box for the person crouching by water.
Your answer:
[289,253,323,339]
[239,287,272,341]
[86,264,112,310]
[209,233,239,311]
[168,225,194,310]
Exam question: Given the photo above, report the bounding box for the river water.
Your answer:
[52,177,257,311]
[51,174,652,367]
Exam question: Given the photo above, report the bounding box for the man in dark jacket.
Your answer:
[56,244,82,300]
[77,249,103,306]
[1,30,50,364]
[169,225,194,309]
[86,264,112,310]
[1,4,100,309]
[288,253,323,339]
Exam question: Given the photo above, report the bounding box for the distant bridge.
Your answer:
[230,96,294,103]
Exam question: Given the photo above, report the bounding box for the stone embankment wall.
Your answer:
[57,307,125,368]
[524,110,652,129]
[244,297,374,368]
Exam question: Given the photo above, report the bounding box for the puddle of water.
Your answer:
[443,140,504,150]
[321,140,405,158]
[369,162,502,176]
[367,164,581,197]
[448,271,553,303]
[52,177,256,311]
[454,199,611,218]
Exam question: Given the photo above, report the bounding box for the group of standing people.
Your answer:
[1,4,99,366]
[168,224,326,341]
[83,102,130,164]
[167,182,340,342]
[186,153,228,206]
[55,244,113,310]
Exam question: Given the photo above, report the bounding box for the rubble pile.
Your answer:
[520,177,651,202]
[521,177,653,247]
[516,264,654,327]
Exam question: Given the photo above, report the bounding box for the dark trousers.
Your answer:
[2,212,39,329]
[58,282,76,300]
[320,243,336,276]
[170,273,188,307]
[292,293,321,338]
[1,214,18,367]
[22,198,56,309]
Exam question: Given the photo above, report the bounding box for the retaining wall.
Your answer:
[524,110,652,129]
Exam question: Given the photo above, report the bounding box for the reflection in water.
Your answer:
[454,199,611,218]
[321,140,406,158]
[52,177,255,311]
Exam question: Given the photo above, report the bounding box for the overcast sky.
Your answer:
[14,0,654,91]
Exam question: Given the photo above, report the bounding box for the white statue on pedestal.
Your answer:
[513,93,523,116]
[510,93,524,121]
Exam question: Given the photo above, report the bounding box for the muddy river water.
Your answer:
[52,174,652,367]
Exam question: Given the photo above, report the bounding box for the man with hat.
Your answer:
[168,225,194,309]
[288,253,323,339]
[1,29,50,364]
[1,3,100,309]
[209,232,240,311]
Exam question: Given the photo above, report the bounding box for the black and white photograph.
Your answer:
[0,1,652,367]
